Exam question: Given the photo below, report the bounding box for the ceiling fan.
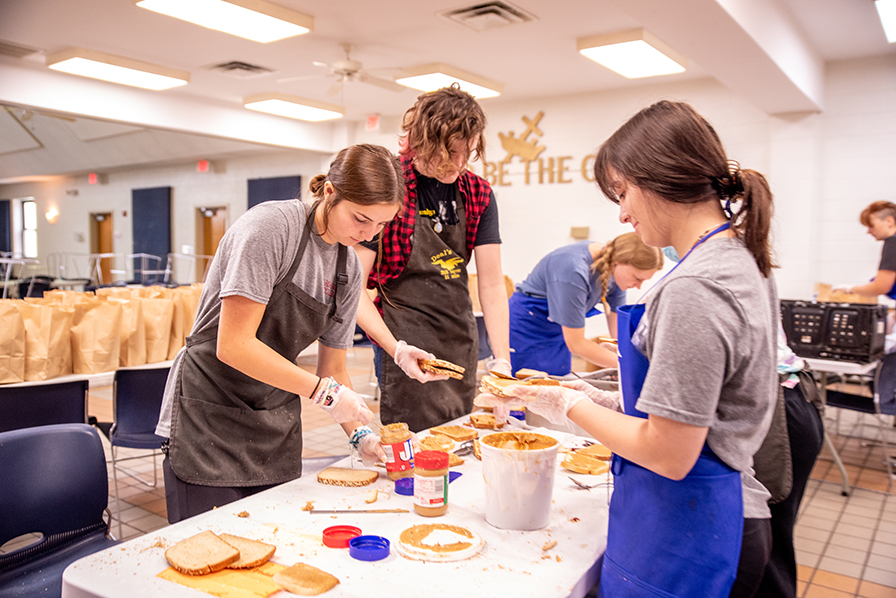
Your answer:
[277,43,405,95]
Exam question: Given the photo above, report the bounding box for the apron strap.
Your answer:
[330,245,348,324]
[269,203,315,305]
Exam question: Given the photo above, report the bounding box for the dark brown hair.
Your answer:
[309,144,403,237]
[859,200,896,227]
[592,232,664,301]
[401,83,487,179]
[594,101,775,277]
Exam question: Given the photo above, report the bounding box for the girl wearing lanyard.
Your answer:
[509,232,662,376]
[481,101,778,598]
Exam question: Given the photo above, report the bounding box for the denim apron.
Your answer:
[509,293,603,376]
[599,223,744,598]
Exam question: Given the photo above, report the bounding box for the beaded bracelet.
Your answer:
[349,425,374,450]
[311,376,342,408]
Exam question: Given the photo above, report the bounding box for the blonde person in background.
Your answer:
[834,200,896,299]
[509,232,662,376]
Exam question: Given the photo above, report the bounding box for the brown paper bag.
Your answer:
[108,298,147,367]
[141,297,175,363]
[14,301,75,381]
[44,289,95,304]
[166,290,185,360]
[0,300,26,383]
[95,287,134,300]
[71,300,122,374]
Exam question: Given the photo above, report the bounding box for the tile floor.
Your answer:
[2,349,895,598]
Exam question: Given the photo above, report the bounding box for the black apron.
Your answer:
[169,207,348,487]
[379,192,478,433]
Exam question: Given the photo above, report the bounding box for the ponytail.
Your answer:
[727,168,774,277]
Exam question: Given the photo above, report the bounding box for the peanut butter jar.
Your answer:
[381,422,414,481]
[413,450,449,517]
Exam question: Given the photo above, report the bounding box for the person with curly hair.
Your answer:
[355,84,510,432]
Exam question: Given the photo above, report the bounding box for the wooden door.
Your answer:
[199,207,227,282]
[91,212,113,284]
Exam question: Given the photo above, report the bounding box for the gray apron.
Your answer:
[379,192,478,432]
[169,208,348,486]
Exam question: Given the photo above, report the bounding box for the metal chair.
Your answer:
[0,424,120,597]
[0,379,89,434]
[95,366,170,537]
[825,351,896,493]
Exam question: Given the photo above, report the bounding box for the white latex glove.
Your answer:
[832,284,851,293]
[357,433,387,466]
[393,340,449,382]
[560,380,621,411]
[505,384,588,427]
[319,384,374,425]
[485,357,512,377]
[474,392,528,426]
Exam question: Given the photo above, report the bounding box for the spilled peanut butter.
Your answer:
[399,524,474,553]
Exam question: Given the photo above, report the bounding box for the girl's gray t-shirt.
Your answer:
[156,199,362,437]
[632,237,778,519]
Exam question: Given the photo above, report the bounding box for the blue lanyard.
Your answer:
[638,222,731,304]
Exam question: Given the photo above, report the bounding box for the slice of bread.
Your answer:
[469,413,504,429]
[316,467,378,487]
[165,530,240,576]
[578,443,613,461]
[448,452,464,467]
[561,452,610,475]
[515,368,548,379]
[272,562,340,596]
[429,425,478,442]
[479,375,560,398]
[419,434,456,452]
[219,533,276,569]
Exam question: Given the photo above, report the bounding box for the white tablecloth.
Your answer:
[62,421,611,598]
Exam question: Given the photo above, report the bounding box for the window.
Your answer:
[22,199,37,258]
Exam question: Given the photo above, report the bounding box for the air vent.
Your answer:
[440,2,536,31]
[208,61,274,79]
[0,40,40,59]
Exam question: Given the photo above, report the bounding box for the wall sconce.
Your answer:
[45,207,59,224]
[395,63,503,98]
[135,0,313,43]
[47,47,190,90]
[243,93,344,122]
[577,29,687,79]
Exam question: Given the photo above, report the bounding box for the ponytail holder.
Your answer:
[712,160,744,218]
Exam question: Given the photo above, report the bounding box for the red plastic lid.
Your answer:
[322,525,362,548]
[415,450,450,469]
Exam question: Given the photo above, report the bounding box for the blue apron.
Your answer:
[509,293,604,376]
[599,224,744,598]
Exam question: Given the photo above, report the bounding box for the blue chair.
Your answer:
[0,424,120,597]
[101,366,170,537]
[0,379,88,434]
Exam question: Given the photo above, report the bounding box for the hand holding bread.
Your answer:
[393,340,450,382]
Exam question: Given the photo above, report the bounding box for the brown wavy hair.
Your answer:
[592,232,664,301]
[308,144,403,238]
[594,101,775,277]
[859,200,896,227]
[401,83,487,179]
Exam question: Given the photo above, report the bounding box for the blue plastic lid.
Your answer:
[349,535,390,561]
[394,477,414,495]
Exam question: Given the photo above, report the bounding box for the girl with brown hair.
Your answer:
[157,144,402,522]
[509,232,662,376]
[835,200,896,298]
[480,101,779,597]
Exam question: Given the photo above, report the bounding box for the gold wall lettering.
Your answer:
[482,111,597,187]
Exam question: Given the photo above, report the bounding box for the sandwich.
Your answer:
[316,467,378,487]
[578,443,613,461]
[429,425,478,442]
[419,358,466,380]
[561,451,610,475]
[164,530,240,576]
[469,413,504,429]
[479,374,559,398]
[272,562,340,595]
[419,434,456,452]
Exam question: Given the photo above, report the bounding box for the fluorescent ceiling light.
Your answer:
[395,63,503,99]
[46,47,189,90]
[578,29,687,79]
[876,0,896,43]
[135,0,313,43]
[244,93,344,122]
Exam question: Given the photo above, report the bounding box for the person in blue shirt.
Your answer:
[509,232,662,376]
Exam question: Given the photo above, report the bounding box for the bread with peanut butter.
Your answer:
[164,530,239,576]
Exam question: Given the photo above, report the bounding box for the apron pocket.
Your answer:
[600,555,681,598]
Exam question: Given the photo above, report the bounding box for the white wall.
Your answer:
[3,53,895,307]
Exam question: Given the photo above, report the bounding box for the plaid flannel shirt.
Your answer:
[369,153,492,303]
